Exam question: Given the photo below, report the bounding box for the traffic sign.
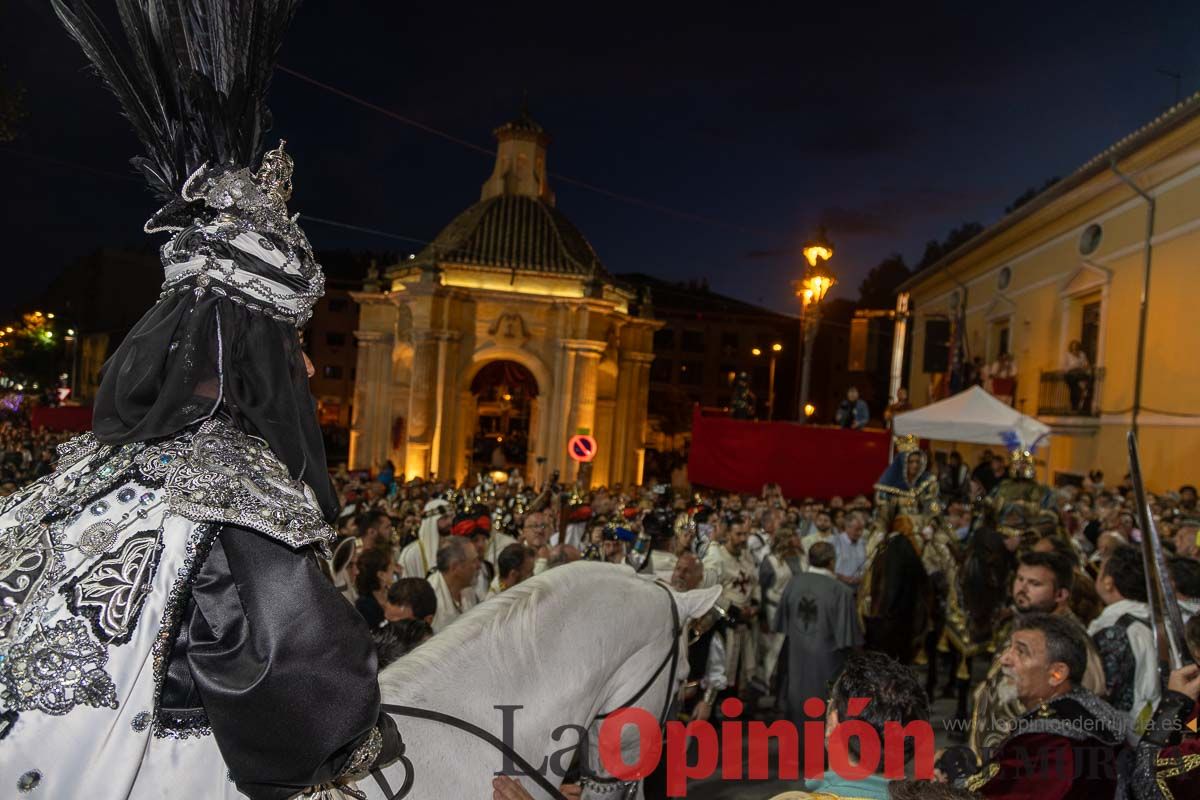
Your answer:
[567,434,597,463]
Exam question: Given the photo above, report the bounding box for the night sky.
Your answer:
[4,0,1200,315]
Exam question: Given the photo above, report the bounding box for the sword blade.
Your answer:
[1127,431,1194,669]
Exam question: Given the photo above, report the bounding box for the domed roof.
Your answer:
[415,194,608,278]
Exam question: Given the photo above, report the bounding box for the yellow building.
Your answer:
[901,94,1200,491]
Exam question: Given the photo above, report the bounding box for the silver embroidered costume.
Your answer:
[0,420,336,795]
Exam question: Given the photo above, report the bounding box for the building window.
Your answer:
[1080,301,1101,363]
[327,298,349,313]
[322,365,343,379]
[325,332,347,347]
[654,328,675,350]
[997,266,1012,290]
[650,358,673,383]
[681,330,706,353]
[720,331,739,357]
[679,361,703,385]
[1079,224,1103,256]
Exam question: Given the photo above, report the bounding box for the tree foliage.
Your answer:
[1005,176,1061,215]
[0,313,68,390]
[857,253,910,308]
[914,222,985,272]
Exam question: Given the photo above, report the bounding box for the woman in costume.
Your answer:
[873,436,943,532]
[1,2,399,797]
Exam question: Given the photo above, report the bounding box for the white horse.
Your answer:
[363,561,721,800]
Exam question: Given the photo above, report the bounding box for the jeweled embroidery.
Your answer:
[0,617,118,715]
[65,528,164,646]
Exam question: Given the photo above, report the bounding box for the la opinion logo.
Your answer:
[497,696,936,797]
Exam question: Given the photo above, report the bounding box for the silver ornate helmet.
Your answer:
[149,141,325,328]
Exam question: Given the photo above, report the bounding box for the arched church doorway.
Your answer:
[469,360,538,474]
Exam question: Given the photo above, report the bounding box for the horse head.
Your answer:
[577,573,721,798]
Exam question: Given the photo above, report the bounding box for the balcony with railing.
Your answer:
[1037,368,1104,417]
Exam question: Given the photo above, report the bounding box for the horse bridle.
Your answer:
[371,581,683,800]
[583,580,683,797]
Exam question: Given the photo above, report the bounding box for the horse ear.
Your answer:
[674,584,722,621]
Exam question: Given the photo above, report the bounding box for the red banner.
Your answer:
[31,405,93,433]
[687,407,891,500]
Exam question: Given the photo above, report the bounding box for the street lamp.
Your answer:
[793,229,836,424]
[751,343,784,421]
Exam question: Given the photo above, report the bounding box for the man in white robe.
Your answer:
[399,498,451,579]
[428,536,480,634]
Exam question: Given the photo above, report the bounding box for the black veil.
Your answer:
[91,283,338,522]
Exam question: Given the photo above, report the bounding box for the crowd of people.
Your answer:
[0,415,74,496]
[5,418,1199,799]
[292,439,1197,799]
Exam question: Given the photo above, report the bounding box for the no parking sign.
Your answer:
[567,434,597,463]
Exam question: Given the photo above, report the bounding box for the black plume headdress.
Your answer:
[54,0,323,327]
[52,0,300,201]
[54,0,339,522]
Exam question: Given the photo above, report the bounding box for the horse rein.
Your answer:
[370,581,682,800]
[585,580,683,797]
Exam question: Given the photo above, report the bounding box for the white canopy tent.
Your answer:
[892,386,1051,450]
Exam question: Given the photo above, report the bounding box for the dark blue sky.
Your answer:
[3,0,1199,314]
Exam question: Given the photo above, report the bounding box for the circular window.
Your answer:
[949,291,961,309]
[997,266,1012,290]
[1080,224,1103,255]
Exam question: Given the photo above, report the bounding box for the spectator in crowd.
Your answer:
[985,351,1017,407]
[801,510,837,557]
[775,541,864,760]
[769,651,930,799]
[1181,484,1198,514]
[358,509,396,553]
[429,536,480,633]
[835,386,870,430]
[1169,555,1200,622]
[494,543,535,594]
[354,547,398,629]
[1062,340,1092,412]
[968,552,1107,755]
[972,452,1007,495]
[373,618,433,670]
[383,577,437,626]
[940,451,970,503]
[1089,544,1158,734]
[957,613,1127,797]
[833,510,868,586]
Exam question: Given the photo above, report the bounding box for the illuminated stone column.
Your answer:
[613,351,654,487]
[405,329,439,479]
[349,291,398,471]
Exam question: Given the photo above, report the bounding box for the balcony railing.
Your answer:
[1037,368,1104,417]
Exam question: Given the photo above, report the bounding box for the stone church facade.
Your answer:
[349,113,660,487]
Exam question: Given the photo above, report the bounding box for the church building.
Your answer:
[349,112,660,487]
